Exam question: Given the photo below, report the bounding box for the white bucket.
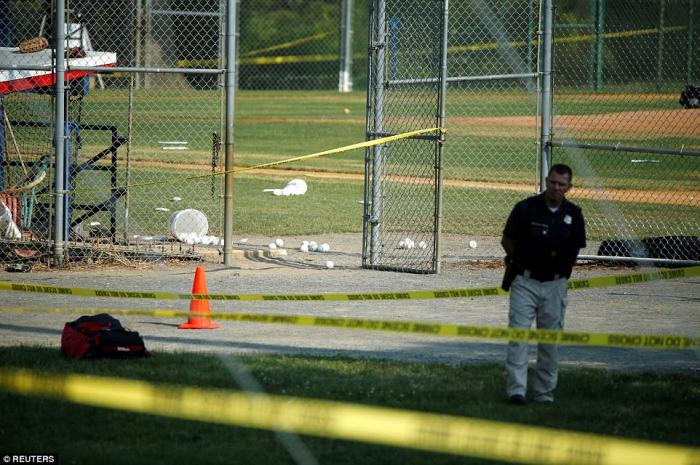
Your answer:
[169,209,208,242]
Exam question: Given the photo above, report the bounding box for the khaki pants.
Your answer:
[506,274,568,401]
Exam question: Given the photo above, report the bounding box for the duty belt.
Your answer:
[519,269,562,282]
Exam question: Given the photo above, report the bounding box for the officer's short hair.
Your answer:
[549,164,573,181]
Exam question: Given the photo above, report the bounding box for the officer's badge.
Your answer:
[563,214,572,225]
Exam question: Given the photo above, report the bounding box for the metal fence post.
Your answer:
[144,0,152,89]
[595,0,605,92]
[53,0,67,266]
[434,0,449,274]
[134,0,142,90]
[369,0,385,265]
[339,0,354,92]
[656,0,666,91]
[539,0,553,192]
[686,0,695,85]
[587,0,597,90]
[124,75,134,242]
[527,0,535,73]
[223,0,237,266]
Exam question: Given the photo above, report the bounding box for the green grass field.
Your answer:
[1,347,698,465]
[81,88,698,176]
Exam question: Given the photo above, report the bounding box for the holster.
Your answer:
[501,256,519,291]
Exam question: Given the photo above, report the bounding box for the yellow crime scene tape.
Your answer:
[448,25,686,53]
[2,305,698,351]
[1,265,697,303]
[177,26,687,68]
[0,368,697,465]
[177,52,339,68]
[240,53,339,65]
[240,31,336,57]
[177,30,336,67]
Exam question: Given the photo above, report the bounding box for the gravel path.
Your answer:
[1,233,698,374]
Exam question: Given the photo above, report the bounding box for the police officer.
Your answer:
[501,164,586,404]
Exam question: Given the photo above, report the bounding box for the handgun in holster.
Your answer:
[501,255,519,291]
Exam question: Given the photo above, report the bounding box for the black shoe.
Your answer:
[509,394,526,405]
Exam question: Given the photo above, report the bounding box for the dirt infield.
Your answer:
[559,93,676,102]
[556,109,700,137]
[450,109,700,140]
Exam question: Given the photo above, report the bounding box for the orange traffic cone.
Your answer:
[179,266,220,329]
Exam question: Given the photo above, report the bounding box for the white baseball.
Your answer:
[469,240,478,249]
[275,238,284,247]
[325,260,334,269]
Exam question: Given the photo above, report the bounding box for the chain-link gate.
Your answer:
[362,0,545,270]
[362,0,447,273]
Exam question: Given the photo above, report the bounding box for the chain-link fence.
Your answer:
[0,0,369,268]
[1,0,698,270]
[550,0,700,263]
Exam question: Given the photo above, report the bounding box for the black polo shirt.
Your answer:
[503,193,586,279]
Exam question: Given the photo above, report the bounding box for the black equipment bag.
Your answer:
[597,235,700,266]
[679,85,700,109]
[61,313,149,359]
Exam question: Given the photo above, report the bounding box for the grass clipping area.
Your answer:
[0,347,698,465]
